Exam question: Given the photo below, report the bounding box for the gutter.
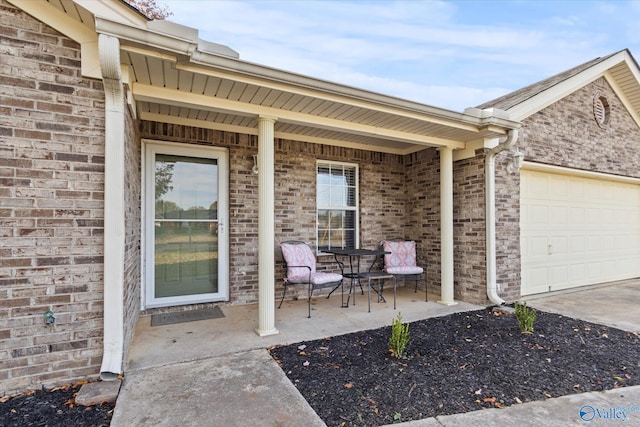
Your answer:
[485,129,520,305]
[99,33,126,380]
[92,17,521,134]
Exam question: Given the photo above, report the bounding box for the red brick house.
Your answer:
[1,0,639,394]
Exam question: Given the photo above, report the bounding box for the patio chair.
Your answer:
[279,241,344,318]
[382,239,428,301]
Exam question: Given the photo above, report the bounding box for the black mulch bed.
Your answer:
[269,308,640,426]
[0,382,114,427]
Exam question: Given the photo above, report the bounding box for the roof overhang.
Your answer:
[14,0,520,155]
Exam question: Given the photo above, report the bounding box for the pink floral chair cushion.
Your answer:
[383,240,424,275]
[280,242,343,284]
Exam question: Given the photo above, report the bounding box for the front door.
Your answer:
[144,141,229,308]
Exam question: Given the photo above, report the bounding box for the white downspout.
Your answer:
[485,129,519,305]
[99,34,126,380]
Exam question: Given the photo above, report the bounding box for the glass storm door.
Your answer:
[145,142,228,308]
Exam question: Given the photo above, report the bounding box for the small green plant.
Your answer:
[389,312,410,359]
[514,301,537,333]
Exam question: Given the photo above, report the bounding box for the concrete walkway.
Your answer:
[111,281,640,426]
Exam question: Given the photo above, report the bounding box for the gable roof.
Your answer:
[478,49,640,125]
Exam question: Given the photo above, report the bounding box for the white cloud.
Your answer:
[164,0,640,110]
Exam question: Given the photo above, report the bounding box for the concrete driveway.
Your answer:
[524,279,640,333]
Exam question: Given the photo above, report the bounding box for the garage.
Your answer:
[520,165,640,296]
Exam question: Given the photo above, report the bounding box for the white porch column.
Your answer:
[255,116,279,336]
[439,147,457,306]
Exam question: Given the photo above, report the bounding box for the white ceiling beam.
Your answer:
[133,83,465,149]
[139,111,415,155]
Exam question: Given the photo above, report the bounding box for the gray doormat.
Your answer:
[151,306,224,327]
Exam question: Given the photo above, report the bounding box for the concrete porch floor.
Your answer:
[112,280,640,426]
[126,286,480,372]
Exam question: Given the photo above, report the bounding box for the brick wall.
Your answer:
[122,106,141,360]
[452,151,488,304]
[494,151,521,303]
[492,78,640,304]
[520,78,640,177]
[0,0,105,394]
[404,148,441,296]
[139,123,410,304]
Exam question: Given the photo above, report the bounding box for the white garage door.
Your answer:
[521,167,640,296]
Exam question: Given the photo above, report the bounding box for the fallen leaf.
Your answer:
[0,396,11,403]
[614,376,624,381]
[544,392,552,398]
[298,351,307,355]
[51,384,71,392]
[64,398,75,408]
[483,397,496,403]
[344,383,353,389]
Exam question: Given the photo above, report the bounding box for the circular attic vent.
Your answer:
[593,94,610,127]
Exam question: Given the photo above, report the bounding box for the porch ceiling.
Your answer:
[124,48,515,154]
[39,0,520,155]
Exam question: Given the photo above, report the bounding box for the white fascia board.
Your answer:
[507,51,630,121]
[140,111,427,155]
[95,18,198,56]
[522,161,640,185]
[133,83,465,149]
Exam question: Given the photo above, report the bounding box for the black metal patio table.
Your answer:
[323,248,390,308]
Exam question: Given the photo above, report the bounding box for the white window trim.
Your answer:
[316,160,360,254]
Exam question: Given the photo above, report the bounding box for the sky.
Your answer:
[162,0,640,112]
